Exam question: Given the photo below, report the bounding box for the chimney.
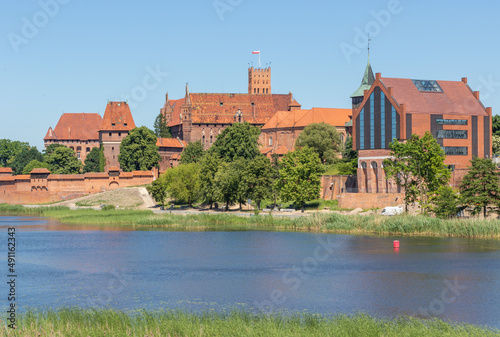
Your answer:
[486,107,492,116]
[473,91,480,100]
[461,77,468,84]
[388,87,393,96]
[376,73,382,80]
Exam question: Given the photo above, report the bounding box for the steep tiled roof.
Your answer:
[99,102,136,131]
[156,138,186,148]
[44,113,102,141]
[30,168,51,174]
[380,78,488,116]
[166,93,299,126]
[262,108,351,130]
[0,167,13,173]
[351,59,375,98]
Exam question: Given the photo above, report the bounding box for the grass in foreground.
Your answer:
[1,309,498,337]
[1,204,500,238]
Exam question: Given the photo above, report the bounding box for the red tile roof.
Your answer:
[262,108,351,130]
[30,168,51,174]
[99,102,136,131]
[44,113,102,141]
[156,138,187,148]
[380,78,488,116]
[0,167,13,173]
[165,93,299,127]
[109,166,120,172]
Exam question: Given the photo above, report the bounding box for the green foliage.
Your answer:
[0,139,29,167]
[180,140,205,164]
[22,160,50,175]
[384,132,450,213]
[214,160,246,210]
[10,147,44,175]
[492,135,500,155]
[460,157,500,217]
[209,122,261,162]
[492,114,500,136]
[240,155,273,209]
[341,136,357,162]
[45,147,82,174]
[153,112,171,138]
[430,186,461,219]
[295,122,341,164]
[276,147,324,210]
[43,143,66,157]
[163,163,201,206]
[118,126,161,172]
[336,158,358,175]
[199,153,220,208]
[147,178,167,205]
[83,147,104,173]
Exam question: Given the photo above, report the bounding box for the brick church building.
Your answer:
[351,61,492,193]
[160,67,301,149]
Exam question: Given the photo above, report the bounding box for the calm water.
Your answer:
[0,216,499,328]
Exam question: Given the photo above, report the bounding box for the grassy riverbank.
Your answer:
[2,309,499,337]
[1,204,500,238]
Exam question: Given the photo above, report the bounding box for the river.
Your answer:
[0,215,499,329]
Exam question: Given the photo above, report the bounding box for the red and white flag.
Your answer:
[252,51,260,54]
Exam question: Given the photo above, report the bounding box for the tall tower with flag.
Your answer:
[248,50,271,94]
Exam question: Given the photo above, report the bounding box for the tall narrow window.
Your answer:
[370,93,375,149]
[381,92,386,148]
[392,106,397,140]
[269,136,273,146]
[359,108,365,150]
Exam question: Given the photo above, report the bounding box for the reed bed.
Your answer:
[1,309,498,337]
[1,204,500,238]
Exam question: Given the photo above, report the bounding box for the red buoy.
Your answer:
[393,240,400,248]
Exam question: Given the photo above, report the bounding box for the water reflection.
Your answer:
[0,216,498,329]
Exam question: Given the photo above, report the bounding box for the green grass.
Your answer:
[2,308,498,337]
[1,204,500,238]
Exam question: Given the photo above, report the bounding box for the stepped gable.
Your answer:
[44,113,102,141]
[99,102,136,131]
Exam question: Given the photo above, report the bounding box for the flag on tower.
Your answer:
[252,51,260,54]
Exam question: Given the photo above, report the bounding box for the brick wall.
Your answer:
[338,192,404,209]
[0,171,154,205]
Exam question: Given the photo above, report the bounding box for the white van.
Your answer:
[381,206,403,216]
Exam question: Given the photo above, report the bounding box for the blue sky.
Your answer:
[1,0,499,150]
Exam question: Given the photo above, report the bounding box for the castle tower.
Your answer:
[248,67,271,95]
[99,101,136,172]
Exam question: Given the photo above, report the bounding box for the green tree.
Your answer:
[295,122,341,165]
[240,155,273,210]
[163,163,201,206]
[83,147,104,173]
[341,136,357,162]
[147,178,167,205]
[492,135,500,156]
[276,147,323,210]
[10,147,44,175]
[199,153,220,209]
[430,186,461,219]
[492,115,500,137]
[43,143,66,157]
[383,132,450,213]
[214,161,240,211]
[22,160,50,175]
[232,158,249,210]
[0,139,29,167]
[209,122,261,162]
[180,140,205,164]
[460,157,500,217]
[118,126,161,172]
[45,147,82,174]
[154,113,171,138]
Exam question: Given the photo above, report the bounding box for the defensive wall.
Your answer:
[0,167,154,204]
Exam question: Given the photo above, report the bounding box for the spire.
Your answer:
[350,57,375,98]
[185,83,191,105]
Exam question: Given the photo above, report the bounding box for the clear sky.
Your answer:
[1,0,499,150]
